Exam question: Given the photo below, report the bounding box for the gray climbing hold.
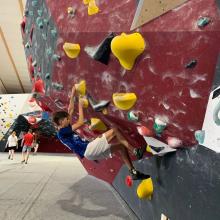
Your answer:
[197,17,211,28]
[51,29,57,37]
[32,60,37,67]
[52,83,63,91]
[52,54,61,61]
[25,42,30,48]
[45,73,50,80]
[32,0,38,7]
[36,17,43,29]
[42,33,47,40]
[24,10,29,16]
[37,9,43,16]
[213,101,220,126]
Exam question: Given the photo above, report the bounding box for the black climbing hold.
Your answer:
[93,32,115,65]
[212,87,220,99]
[185,59,197,69]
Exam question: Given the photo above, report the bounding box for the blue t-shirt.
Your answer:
[57,124,89,158]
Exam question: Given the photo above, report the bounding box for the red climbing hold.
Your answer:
[20,16,26,37]
[125,175,133,187]
[33,78,45,94]
[28,56,34,80]
[137,126,153,137]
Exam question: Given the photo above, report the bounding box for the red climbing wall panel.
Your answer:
[23,0,220,183]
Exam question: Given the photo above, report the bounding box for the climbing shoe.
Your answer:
[8,155,10,159]
[133,147,145,160]
[87,94,110,112]
[129,169,150,180]
[149,145,165,153]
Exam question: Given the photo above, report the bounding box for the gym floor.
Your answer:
[0,153,134,220]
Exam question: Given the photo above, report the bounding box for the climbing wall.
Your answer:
[22,0,220,219]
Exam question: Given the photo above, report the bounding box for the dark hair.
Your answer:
[53,111,69,126]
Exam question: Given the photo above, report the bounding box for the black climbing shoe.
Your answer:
[130,169,150,180]
[21,160,25,163]
[133,147,145,160]
[8,155,10,159]
[149,145,165,153]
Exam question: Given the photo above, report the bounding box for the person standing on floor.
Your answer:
[32,132,40,155]
[21,129,34,164]
[6,131,18,160]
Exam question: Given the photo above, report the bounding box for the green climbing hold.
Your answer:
[194,130,205,144]
[197,17,210,28]
[32,60,37,67]
[127,111,139,122]
[46,48,52,56]
[52,54,61,61]
[153,118,167,134]
[36,17,43,29]
[32,0,38,7]
[25,42,30,48]
[29,11,34,16]
[37,9,43,16]
[44,18,49,25]
[51,29,57,37]
[45,73,50,80]
[52,83,63,90]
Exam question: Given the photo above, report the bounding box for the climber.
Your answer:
[53,84,150,180]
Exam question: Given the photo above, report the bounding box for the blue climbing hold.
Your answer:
[197,17,211,28]
[195,130,205,144]
[36,17,43,29]
[52,54,61,61]
[37,9,43,16]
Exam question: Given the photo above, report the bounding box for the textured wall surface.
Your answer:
[22,0,220,219]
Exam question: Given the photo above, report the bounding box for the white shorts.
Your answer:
[84,134,112,160]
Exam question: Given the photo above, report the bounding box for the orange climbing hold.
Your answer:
[112,93,137,110]
[137,177,153,200]
[88,0,99,15]
[111,33,146,70]
[63,43,80,59]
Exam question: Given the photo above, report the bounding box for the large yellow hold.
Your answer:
[112,93,137,110]
[111,33,146,70]
[90,118,107,131]
[88,0,99,15]
[63,43,80,59]
[137,178,153,200]
[75,80,86,96]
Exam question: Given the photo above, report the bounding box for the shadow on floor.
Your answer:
[57,175,129,219]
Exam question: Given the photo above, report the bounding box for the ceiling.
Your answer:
[0,0,32,94]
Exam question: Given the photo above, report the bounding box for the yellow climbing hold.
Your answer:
[88,0,99,16]
[63,43,80,59]
[75,80,86,96]
[137,178,153,200]
[80,96,89,108]
[111,32,146,70]
[146,145,152,154]
[83,0,90,5]
[6,122,11,128]
[112,93,137,110]
[90,118,107,131]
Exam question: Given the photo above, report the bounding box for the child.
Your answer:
[53,84,149,180]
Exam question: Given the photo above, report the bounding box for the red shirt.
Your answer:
[23,133,34,146]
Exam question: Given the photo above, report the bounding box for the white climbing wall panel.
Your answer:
[202,86,220,153]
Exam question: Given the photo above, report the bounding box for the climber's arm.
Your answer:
[68,85,76,120]
[72,98,84,131]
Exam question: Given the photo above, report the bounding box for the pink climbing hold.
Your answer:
[125,175,133,187]
[28,56,34,80]
[137,126,153,137]
[167,137,182,148]
[28,115,37,124]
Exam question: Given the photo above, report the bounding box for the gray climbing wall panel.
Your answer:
[113,145,220,220]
